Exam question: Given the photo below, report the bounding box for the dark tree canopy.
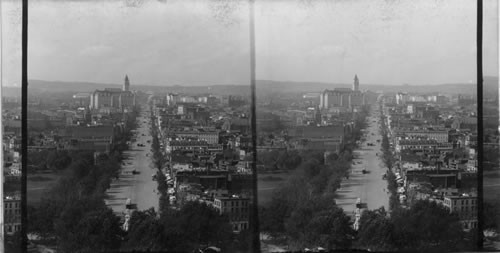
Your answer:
[56,208,123,253]
[356,207,396,252]
[27,110,139,250]
[125,202,236,252]
[357,200,472,252]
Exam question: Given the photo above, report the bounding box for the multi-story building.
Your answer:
[396,92,409,105]
[89,75,136,111]
[408,95,427,103]
[166,140,209,154]
[213,196,250,232]
[175,171,228,192]
[235,135,252,152]
[394,129,449,143]
[222,117,251,134]
[396,139,438,152]
[395,139,453,153]
[179,96,198,103]
[319,75,365,110]
[4,195,21,235]
[443,194,478,230]
[289,125,345,153]
[228,96,248,107]
[169,129,219,145]
[176,104,210,124]
[72,92,91,107]
[466,159,478,172]
[448,158,468,171]
[58,125,114,153]
[465,134,477,147]
[457,94,476,106]
[405,169,459,189]
[166,93,180,106]
[451,117,477,132]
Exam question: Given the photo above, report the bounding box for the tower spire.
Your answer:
[123,75,130,91]
[353,74,359,91]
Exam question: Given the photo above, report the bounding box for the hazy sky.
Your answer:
[1,0,498,87]
[255,0,498,85]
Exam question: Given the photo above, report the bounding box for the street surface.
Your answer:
[105,109,159,215]
[335,105,389,214]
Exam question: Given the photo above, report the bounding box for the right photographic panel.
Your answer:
[482,0,500,251]
[253,0,493,251]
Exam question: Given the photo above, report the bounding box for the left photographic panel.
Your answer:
[1,0,23,252]
[27,1,256,252]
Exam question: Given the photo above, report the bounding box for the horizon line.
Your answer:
[3,78,491,88]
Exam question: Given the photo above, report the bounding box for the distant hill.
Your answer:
[256,80,349,94]
[27,80,122,93]
[1,87,22,97]
[484,76,499,100]
[256,80,483,95]
[25,79,251,96]
[16,77,498,97]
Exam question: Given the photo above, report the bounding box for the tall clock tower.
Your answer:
[353,74,359,91]
[123,75,130,91]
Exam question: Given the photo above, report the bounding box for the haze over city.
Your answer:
[1,0,498,86]
[0,0,499,252]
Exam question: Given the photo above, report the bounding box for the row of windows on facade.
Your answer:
[6,224,21,233]
[399,144,453,148]
[446,199,476,206]
[459,199,475,205]
[218,200,249,207]
[464,221,477,230]
[234,222,249,231]
[225,207,250,214]
[5,209,21,215]
[5,202,20,209]
[453,206,477,214]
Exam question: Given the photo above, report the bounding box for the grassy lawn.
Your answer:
[257,172,291,206]
[484,170,500,203]
[27,172,62,205]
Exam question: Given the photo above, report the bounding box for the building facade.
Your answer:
[4,195,21,235]
[170,129,220,145]
[213,196,250,233]
[319,75,366,110]
[394,129,449,143]
[443,195,478,230]
[90,75,136,111]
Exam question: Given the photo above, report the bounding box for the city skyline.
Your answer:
[1,0,498,86]
[0,1,498,252]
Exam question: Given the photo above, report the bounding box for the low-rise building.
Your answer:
[289,125,345,153]
[170,128,219,145]
[448,158,468,171]
[166,140,209,154]
[451,117,477,132]
[466,159,478,172]
[396,139,453,153]
[394,128,449,143]
[58,125,114,153]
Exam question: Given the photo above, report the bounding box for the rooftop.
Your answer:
[290,125,344,138]
[60,125,114,138]
[169,140,209,146]
[399,139,439,145]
